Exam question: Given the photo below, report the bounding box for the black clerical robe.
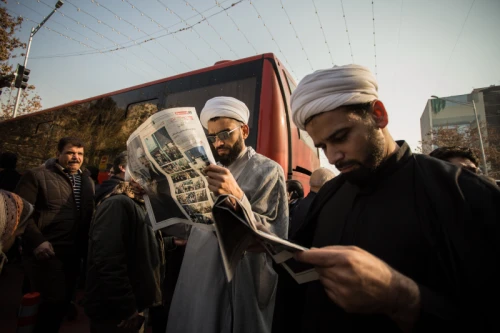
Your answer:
[294,141,499,332]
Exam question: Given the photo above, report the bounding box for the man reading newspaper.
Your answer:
[166,96,289,333]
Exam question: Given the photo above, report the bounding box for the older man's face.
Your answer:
[306,107,386,185]
[207,118,247,166]
[57,144,84,174]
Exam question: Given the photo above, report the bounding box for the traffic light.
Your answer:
[14,64,30,89]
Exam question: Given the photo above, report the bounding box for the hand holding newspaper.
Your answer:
[127,107,318,284]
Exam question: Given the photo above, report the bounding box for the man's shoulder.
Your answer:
[23,164,55,178]
[414,153,498,188]
[250,153,282,171]
[99,193,138,210]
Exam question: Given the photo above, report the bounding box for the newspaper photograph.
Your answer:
[126,107,216,235]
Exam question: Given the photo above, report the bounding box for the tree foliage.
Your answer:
[419,123,500,179]
[0,0,42,119]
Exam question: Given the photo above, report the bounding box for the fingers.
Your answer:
[117,320,125,328]
[294,246,348,267]
[204,164,227,176]
[47,247,55,256]
[174,239,187,246]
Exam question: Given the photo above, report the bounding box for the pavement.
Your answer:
[0,261,89,333]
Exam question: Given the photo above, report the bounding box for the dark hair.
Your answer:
[57,137,85,152]
[304,102,372,127]
[0,152,17,169]
[113,151,128,175]
[429,146,479,167]
[286,179,304,199]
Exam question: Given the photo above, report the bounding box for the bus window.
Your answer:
[165,77,257,131]
[125,99,159,132]
[162,59,262,150]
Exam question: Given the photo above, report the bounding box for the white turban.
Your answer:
[291,64,378,130]
[200,96,249,129]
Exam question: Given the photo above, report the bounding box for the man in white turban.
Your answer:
[167,96,288,333]
[280,64,500,332]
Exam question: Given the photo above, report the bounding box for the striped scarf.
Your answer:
[66,172,82,211]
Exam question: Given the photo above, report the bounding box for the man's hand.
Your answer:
[174,238,187,247]
[294,246,420,331]
[33,241,55,260]
[204,164,244,203]
[117,311,143,330]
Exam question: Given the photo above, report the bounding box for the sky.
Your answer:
[2,0,500,169]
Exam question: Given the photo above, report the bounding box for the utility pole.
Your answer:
[12,1,64,118]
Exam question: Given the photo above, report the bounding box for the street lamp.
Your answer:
[430,95,488,176]
[12,1,64,118]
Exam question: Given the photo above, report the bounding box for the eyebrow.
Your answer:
[208,128,233,136]
[314,126,350,148]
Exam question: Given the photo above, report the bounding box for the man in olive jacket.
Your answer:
[15,137,94,333]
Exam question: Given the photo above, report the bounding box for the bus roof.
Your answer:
[3,53,287,124]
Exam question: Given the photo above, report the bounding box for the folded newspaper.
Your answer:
[126,107,318,284]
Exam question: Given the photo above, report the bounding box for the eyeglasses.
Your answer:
[206,126,241,143]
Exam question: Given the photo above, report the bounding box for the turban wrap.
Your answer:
[291,64,378,130]
[200,96,249,129]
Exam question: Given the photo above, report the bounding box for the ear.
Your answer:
[119,165,126,173]
[370,100,389,129]
[241,124,249,139]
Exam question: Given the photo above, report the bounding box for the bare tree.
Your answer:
[0,1,42,119]
[419,123,500,179]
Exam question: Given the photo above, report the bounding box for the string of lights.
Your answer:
[6,8,150,80]
[248,1,296,77]
[18,1,106,48]
[279,0,313,71]
[183,0,239,59]
[63,0,170,75]
[340,0,354,63]
[92,0,189,72]
[372,1,378,77]
[155,0,223,62]
[219,2,259,55]
[122,0,209,67]
[26,0,244,60]
[311,0,334,66]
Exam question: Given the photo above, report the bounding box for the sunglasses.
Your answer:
[206,126,241,143]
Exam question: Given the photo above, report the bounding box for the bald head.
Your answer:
[310,168,335,193]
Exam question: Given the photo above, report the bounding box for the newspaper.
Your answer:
[126,107,317,284]
[212,194,318,284]
[126,107,216,238]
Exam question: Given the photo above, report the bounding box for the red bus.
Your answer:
[0,53,319,192]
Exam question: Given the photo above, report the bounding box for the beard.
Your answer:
[337,127,386,187]
[215,134,244,166]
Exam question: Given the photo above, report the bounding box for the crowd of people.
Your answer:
[0,64,498,333]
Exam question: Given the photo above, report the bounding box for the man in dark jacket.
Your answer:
[288,64,500,332]
[95,151,128,204]
[15,137,94,333]
[85,176,163,333]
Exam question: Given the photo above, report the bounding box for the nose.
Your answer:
[326,147,344,166]
[213,137,224,148]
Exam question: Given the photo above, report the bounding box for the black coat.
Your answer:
[15,159,94,256]
[0,169,21,192]
[84,194,163,321]
[95,175,124,204]
[293,142,500,332]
